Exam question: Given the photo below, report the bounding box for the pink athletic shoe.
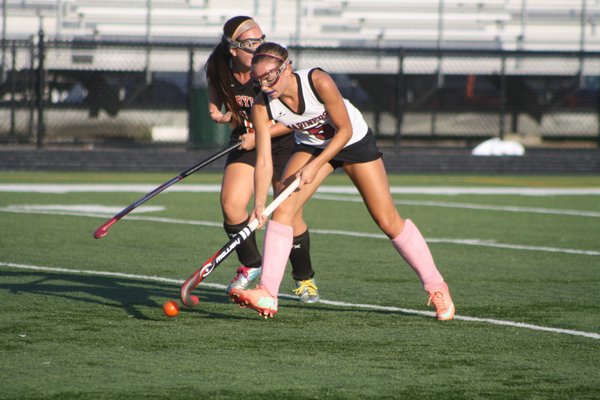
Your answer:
[232,285,278,319]
[427,283,455,321]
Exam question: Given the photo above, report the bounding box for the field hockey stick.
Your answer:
[93,141,241,239]
[180,176,300,307]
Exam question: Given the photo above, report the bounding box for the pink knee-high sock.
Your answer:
[392,219,445,292]
[260,220,293,297]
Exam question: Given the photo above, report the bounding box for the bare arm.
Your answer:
[250,97,274,227]
[207,80,232,123]
[240,119,292,151]
[270,122,293,138]
[296,69,353,187]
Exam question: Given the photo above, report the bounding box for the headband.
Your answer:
[229,19,259,40]
[254,53,288,63]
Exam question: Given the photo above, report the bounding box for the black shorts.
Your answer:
[225,133,295,181]
[294,129,382,169]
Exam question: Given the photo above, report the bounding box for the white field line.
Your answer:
[1,206,599,257]
[1,183,600,196]
[312,194,600,218]
[2,184,599,219]
[1,261,599,341]
[0,204,165,214]
[308,229,600,256]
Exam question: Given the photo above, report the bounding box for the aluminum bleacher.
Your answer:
[2,0,599,51]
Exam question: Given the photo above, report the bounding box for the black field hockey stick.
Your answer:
[93,141,241,239]
[180,177,300,307]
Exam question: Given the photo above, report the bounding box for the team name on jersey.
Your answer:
[288,111,327,130]
[236,94,254,109]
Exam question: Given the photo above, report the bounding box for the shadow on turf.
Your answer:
[2,270,432,321]
[0,269,261,321]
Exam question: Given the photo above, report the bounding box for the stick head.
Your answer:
[180,270,203,307]
[93,227,109,239]
[182,295,200,307]
[93,218,117,239]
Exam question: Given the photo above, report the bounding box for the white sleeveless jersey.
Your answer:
[264,68,369,149]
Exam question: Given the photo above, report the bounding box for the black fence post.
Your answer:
[394,49,405,152]
[597,65,600,149]
[36,29,45,148]
[187,47,194,148]
[9,41,16,141]
[499,54,507,140]
[28,37,35,141]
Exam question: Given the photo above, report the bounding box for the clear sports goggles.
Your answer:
[252,58,290,87]
[223,35,265,53]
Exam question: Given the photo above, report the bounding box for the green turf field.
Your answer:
[1,172,599,399]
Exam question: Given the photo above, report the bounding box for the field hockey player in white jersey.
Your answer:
[232,42,455,320]
[205,17,319,303]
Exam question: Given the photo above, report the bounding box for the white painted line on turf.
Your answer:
[1,206,598,257]
[3,184,599,219]
[4,197,598,220]
[0,206,225,228]
[1,261,599,341]
[1,184,600,196]
[313,194,600,218]
[1,204,165,214]
[309,229,600,257]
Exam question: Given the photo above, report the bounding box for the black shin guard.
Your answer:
[223,219,262,269]
[290,230,315,281]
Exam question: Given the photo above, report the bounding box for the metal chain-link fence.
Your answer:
[1,34,599,149]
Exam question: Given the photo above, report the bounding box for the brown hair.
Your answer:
[251,42,290,68]
[205,16,255,128]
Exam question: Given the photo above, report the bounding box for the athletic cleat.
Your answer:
[293,278,320,303]
[233,285,278,318]
[226,266,262,299]
[427,283,455,321]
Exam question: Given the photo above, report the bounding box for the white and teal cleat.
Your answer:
[226,266,262,298]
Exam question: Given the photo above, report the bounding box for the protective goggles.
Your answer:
[223,35,265,53]
[251,57,290,87]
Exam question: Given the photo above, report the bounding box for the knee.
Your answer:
[221,197,247,223]
[272,202,297,225]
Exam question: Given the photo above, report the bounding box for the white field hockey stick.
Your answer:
[180,177,300,307]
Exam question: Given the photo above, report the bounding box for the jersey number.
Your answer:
[306,123,335,140]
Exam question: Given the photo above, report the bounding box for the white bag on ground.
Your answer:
[472,138,525,156]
